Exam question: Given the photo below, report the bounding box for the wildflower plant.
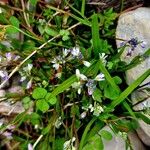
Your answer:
[0,1,149,150]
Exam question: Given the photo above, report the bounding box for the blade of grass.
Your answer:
[81,0,86,16]
[98,60,120,93]
[122,101,136,118]
[106,69,150,112]
[51,75,77,96]
[79,117,97,150]
[92,14,101,56]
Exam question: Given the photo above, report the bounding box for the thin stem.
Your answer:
[33,135,43,149]
[20,0,30,28]
[79,117,97,150]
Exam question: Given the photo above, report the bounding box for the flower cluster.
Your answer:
[51,47,88,79]
[0,52,21,88]
[120,38,147,56]
[0,120,15,140]
[63,137,76,150]
[19,64,33,89]
[81,102,104,117]
[72,69,105,95]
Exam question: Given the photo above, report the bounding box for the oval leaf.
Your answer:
[99,130,112,141]
[32,87,47,99]
[45,93,57,105]
[36,99,49,113]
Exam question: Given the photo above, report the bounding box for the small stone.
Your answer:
[0,101,25,115]
[116,7,150,87]
[101,126,126,150]
[128,131,146,150]
[8,85,25,95]
[116,8,150,146]
[136,120,150,146]
[101,126,146,150]
[0,90,6,97]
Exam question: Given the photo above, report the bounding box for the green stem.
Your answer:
[79,117,97,150]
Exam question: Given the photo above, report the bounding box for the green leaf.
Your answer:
[92,88,102,102]
[99,130,113,141]
[22,96,31,104]
[22,97,33,110]
[45,93,57,105]
[113,76,122,84]
[30,112,40,125]
[92,14,101,56]
[45,26,58,37]
[106,69,150,112]
[51,75,77,96]
[81,0,86,16]
[29,0,38,6]
[9,16,20,28]
[79,117,97,150]
[135,112,150,124]
[32,87,47,99]
[54,138,65,150]
[36,99,49,113]
[83,134,104,150]
[0,13,9,24]
[98,60,120,93]
[71,105,80,116]
[104,84,120,100]
[6,26,19,34]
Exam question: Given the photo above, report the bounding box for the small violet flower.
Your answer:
[26,79,32,89]
[80,111,87,119]
[86,79,96,95]
[51,56,65,70]
[63,137,76,150]
[76,69,87,81]
[71,47,83,59]
[94,73,105,81]
[120,38,147,56]
[72,81,82,94]
[23,64,33,74]
[2,131,13,139]
[140,41,147,48]
[83,61,91,67]
[63,48,70,57]
[5,52,13,61]
[55,117,63,129]
[0,70,9,80]
[28,143,33,150]
[99,53,108,65]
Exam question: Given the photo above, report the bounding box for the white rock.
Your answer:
[0,101,25,115]
[102,126,126,150]
[0,90,6,97]
[116,7,150,146]
[136,120,150,146]
[102,126,146,150]
[116,7,150,87]
[116,7,150,111]
[128,131,146,150]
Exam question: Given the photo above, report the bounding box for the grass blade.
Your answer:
[106,69,150,112]
[92,14,101,56]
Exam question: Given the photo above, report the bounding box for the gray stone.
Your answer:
[136,120,150,146]
[0,90,6,97]
[116,7,150,110]
[116,7,150,87]
[128,131,146,150]
[102,126,146,150]
[0,101,25,115]
[116,7,150,146]
[102,126,126,150]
